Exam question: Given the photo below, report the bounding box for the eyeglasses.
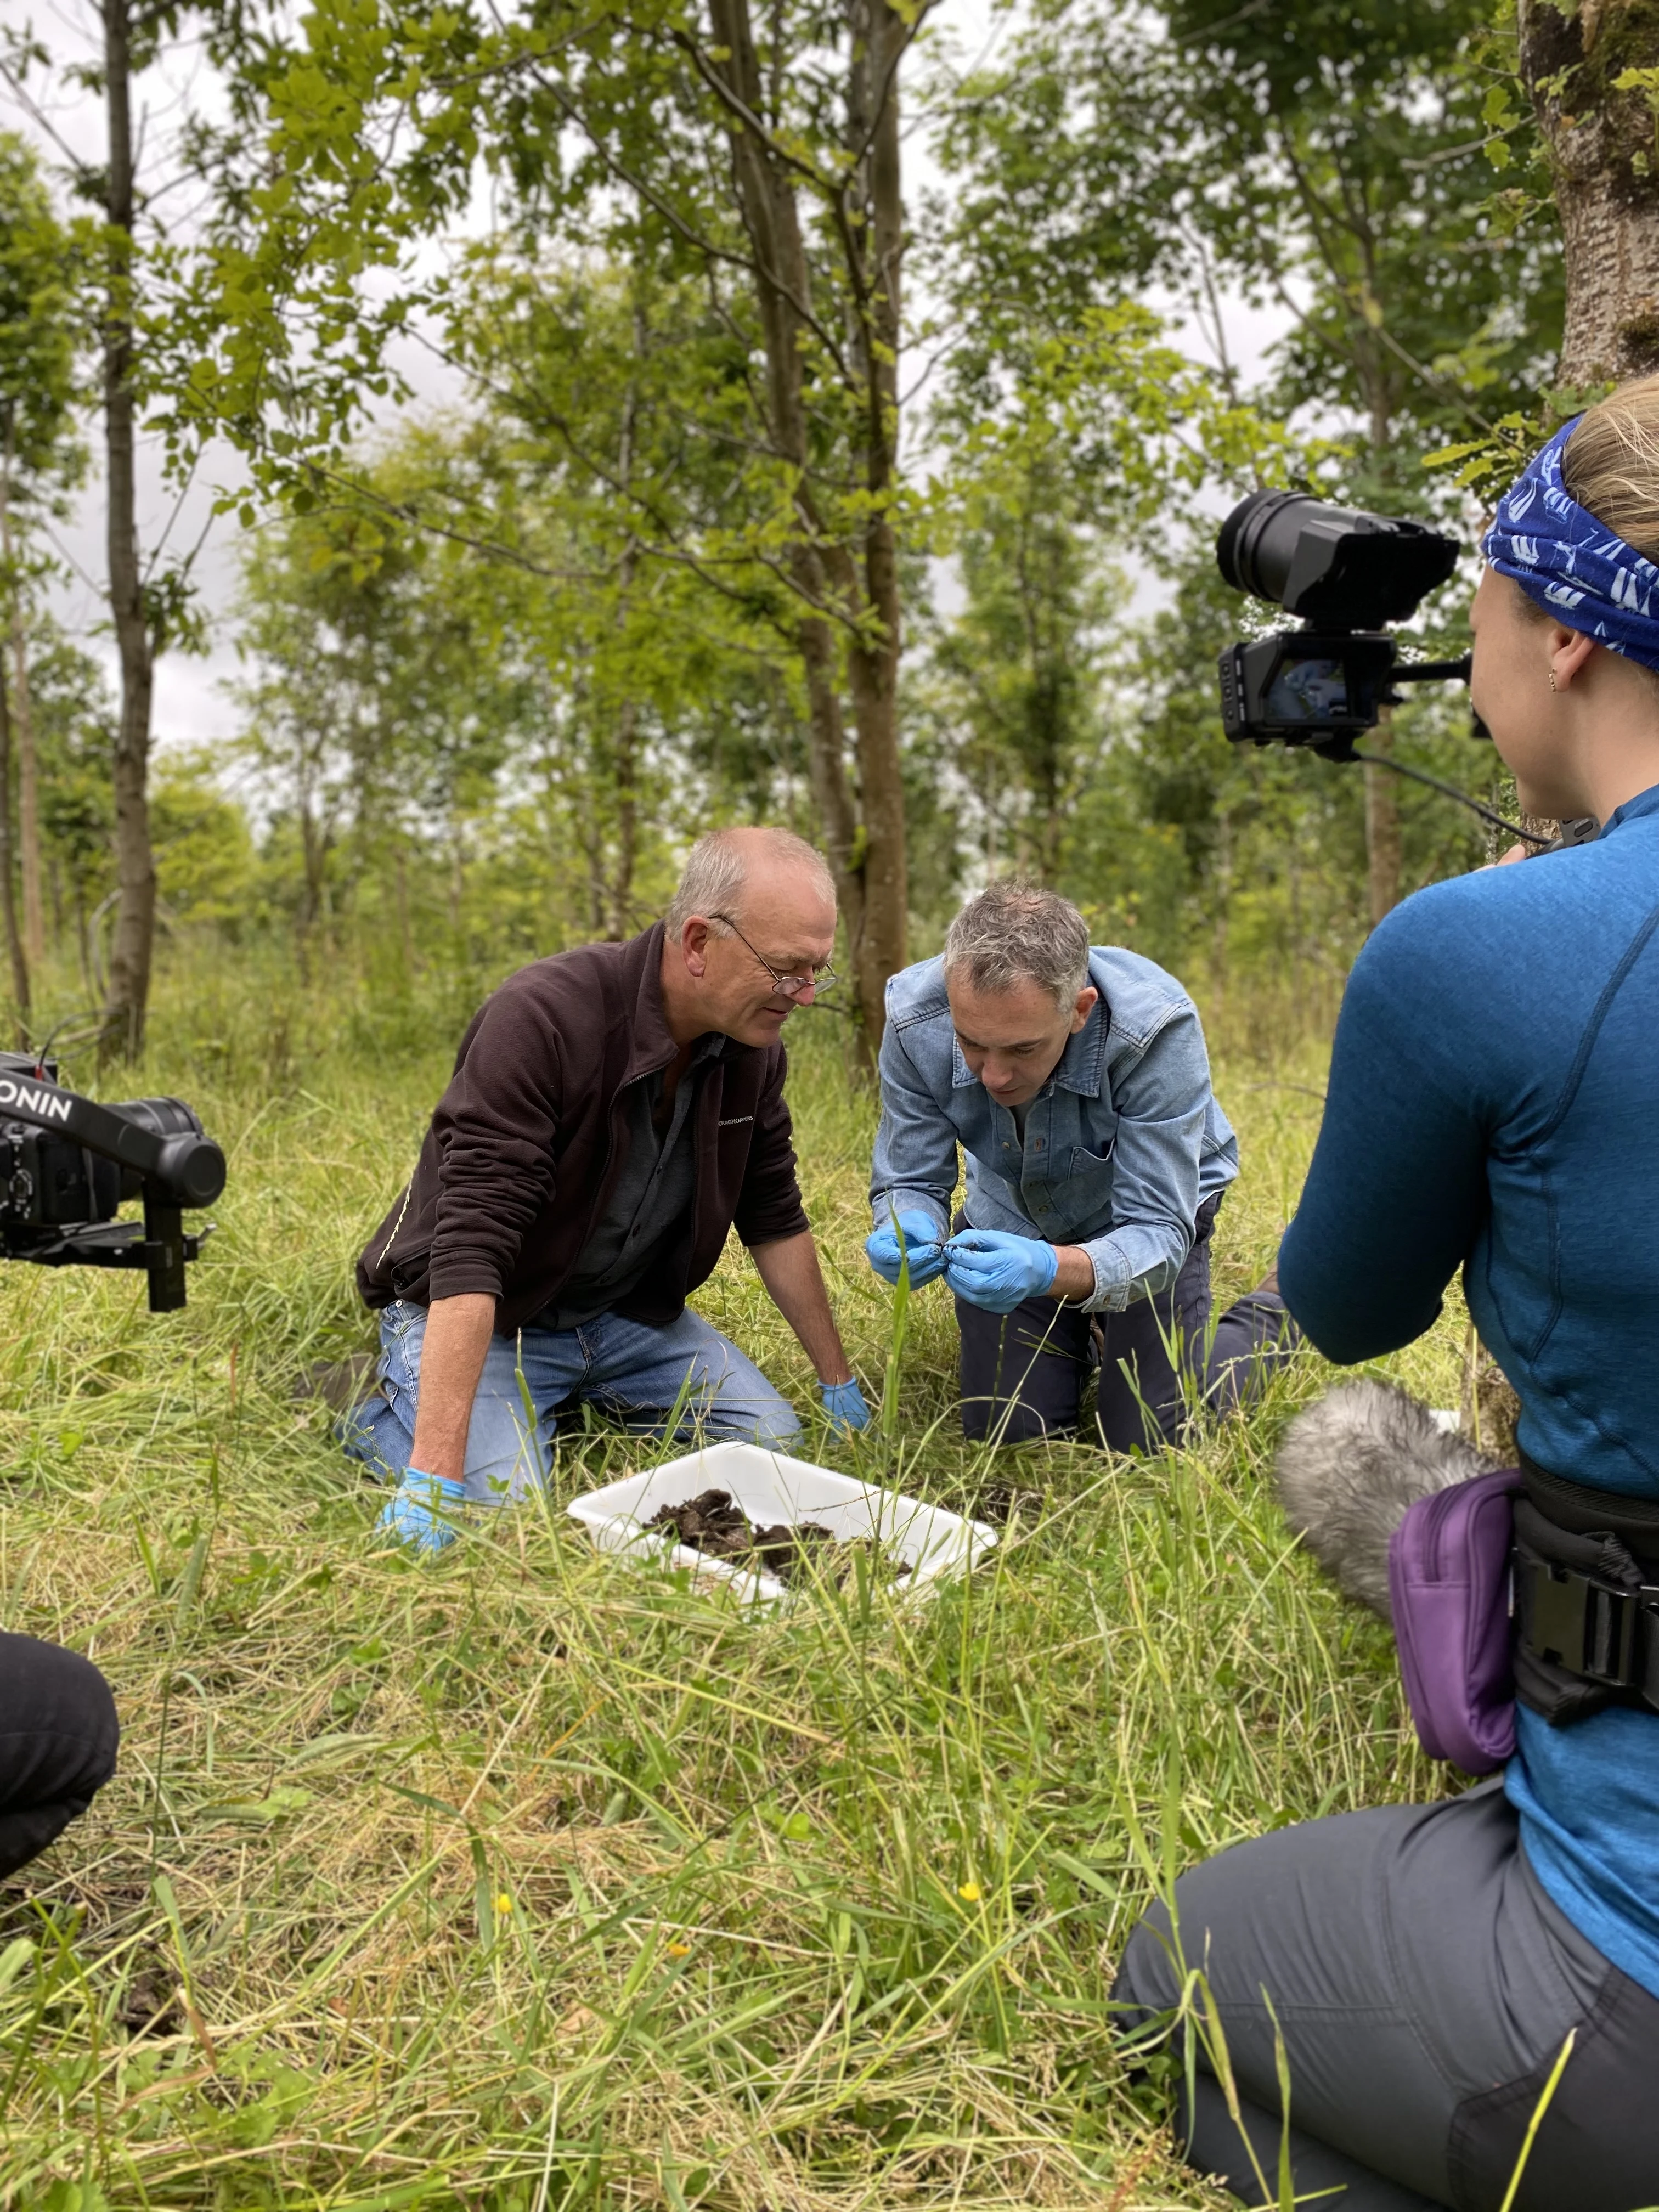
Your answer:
[709,914,837,1000]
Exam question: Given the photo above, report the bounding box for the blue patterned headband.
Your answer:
[1482,419,1659,673]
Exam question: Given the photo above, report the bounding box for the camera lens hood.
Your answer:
[1217,489,1307,602]
[1217,489,1459,630]
[153,1133,227,1207]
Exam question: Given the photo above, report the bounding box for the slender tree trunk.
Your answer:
[76,884,92,1002]
[1355,353,1403,916]
[795,602,867,964]
[610,312,644,943]
[1211,809,1232,1012]
[0,665,30,1036]
[99,0,157,1066]
[703,0,907,1057]
[296,795,324,983]
[1288,839,1305,1031]
[1520,0,1659,385]
[395,843,415,974]
[0,426,43,969]
[842,0,908,1036]
[611,696,638,941]
[1364,719,1402,927]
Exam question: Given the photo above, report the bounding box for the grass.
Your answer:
[0,951,1472,2210]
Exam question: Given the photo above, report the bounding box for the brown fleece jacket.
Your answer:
[356,924,810,1334]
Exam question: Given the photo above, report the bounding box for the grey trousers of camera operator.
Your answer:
[1111,1782,1659,2210]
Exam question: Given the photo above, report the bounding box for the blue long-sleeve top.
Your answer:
[1280,782,1659,1998]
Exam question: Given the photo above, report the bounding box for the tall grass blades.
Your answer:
[0,962,1471,2208]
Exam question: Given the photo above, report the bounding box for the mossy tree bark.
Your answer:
[1520,0,1659,386]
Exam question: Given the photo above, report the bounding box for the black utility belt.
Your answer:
[1514,1453,1659,1728]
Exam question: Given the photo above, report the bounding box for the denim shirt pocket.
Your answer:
[1053,1138,1115,1232]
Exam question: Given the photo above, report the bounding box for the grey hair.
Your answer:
[663,826,836,938]
[942,878,1091,1006]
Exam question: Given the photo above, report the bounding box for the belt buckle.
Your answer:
[1528,1562,1639,1688]
[1583,1580,1639,1686]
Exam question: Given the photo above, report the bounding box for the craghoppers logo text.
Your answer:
[0,1079,71,1125]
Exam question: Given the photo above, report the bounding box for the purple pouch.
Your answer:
[1386,1468,1522,1774]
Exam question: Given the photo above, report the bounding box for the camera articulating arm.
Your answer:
[0,1060,225,1312]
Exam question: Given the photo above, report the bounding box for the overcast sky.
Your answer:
[1,0,1288,758]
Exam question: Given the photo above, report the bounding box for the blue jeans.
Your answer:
[343,1301,801,1504]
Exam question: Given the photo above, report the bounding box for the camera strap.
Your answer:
[1513,1451,1659,1725]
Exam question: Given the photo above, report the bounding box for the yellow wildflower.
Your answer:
[957,1881,981,1903]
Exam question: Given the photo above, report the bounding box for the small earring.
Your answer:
[1549,668,1559,691]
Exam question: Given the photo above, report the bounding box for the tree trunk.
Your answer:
[1520,0,1659,384]
[704,0,908,1057]
[840,0,909,1037]
[296,795,325,982]
[98,0,157,1067]
[0,665,30,1036]
[395,843,415,974]
[12,618,41,972]
[795,604,867,989]
[610,315,643,943]
[1363,721,1402,927]
[0,425,43,970]
[611,695,638,941]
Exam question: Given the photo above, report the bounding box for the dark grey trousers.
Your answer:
[956,1196,1297,1451]
[1112,1785,1659,2210]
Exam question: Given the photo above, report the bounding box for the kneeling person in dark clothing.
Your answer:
[351,826,870,1552]
[867,880,1293,1451]
[0,1634,117,1880]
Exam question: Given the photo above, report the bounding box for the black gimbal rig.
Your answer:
[0,1053,224,1312]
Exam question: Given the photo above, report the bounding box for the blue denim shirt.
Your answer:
[870,948,1239,1312]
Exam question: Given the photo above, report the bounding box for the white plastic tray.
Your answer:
[566,1439,996,1606]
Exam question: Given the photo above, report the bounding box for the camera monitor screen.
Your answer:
[1263,654,1353,723]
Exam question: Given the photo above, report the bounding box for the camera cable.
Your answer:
[1347,751,1558,849]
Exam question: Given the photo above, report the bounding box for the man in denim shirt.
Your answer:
[868,881,1293,1448]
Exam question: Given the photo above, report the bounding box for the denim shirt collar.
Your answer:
[1600,782,1659,837]
[949,993,1109,1097]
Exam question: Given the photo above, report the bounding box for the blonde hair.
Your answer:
[1561,374,1659,555]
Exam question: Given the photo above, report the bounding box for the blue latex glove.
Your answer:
[943,1229,1060,1314]
[820,1377,873,1434]
[865,1209,946,1288]
[376,1466,466,1555]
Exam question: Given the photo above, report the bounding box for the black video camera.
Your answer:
[1216,490,1472,758]
[0,1054,224,1311]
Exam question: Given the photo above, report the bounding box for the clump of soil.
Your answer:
[644,1488,910,1588]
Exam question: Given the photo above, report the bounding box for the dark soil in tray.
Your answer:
[643,1488,910,1588]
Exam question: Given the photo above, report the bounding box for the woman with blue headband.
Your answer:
[1113,380,1659,2209]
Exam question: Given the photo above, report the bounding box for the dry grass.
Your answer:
[0,957,1469,2209]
